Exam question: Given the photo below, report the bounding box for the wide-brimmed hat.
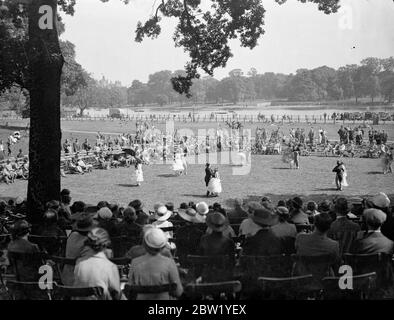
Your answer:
[74,213,94,232]
[196,202,209,222]
[318,200,331,213]
[252,207,278,227]
[178,208,201,224]
[144,227,167,249]
[206,212,228,232]
[363,208,387,226]
[129,200,143,211]
[155,205,172,222]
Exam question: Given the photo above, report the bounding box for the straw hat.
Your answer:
[178,208,201,224]
[144,227,167,249]
[155,205,172,222]
[196,202,209,222]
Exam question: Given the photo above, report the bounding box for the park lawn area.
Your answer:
[0,154,392,209]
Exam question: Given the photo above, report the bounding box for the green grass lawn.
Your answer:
[0,154,391,209]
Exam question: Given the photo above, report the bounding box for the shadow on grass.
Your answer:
[182,194,209,199]
[116,184,140,188]
[314,187,339,192]
[272,167,292,170]
[367,171,383,175]
[158,174,178,178]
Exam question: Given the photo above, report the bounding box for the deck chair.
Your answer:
[258,275,315,300]
[185,281,242,300]
[124,283,177,300]
[322,272,377,300]
[6,280,54,300]
[53,283,105,300]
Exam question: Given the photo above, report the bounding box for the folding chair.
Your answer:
[28,235,67,256]
[239,255,294,298]
[124,283,177,300]
[46,256,76,285]
[343,253,393,290]
[186,255,235,283]
[53,283,104,300]
[7,251,46,282]
[6,280,54,300]
[322,272,377,300]
[185,281,242,300]
[292,254,338,292]
[258,275,315,300]
[110,256,131,281]
[111,236,141,258]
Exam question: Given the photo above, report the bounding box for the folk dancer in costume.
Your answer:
[282,145,295,169]
[382,147,394,174]
[332,160,348,191]
[207,168,222,197]
[204,163,214,197]
[172,152,184,176]
[293,145,301,169]
[134,160,144,186]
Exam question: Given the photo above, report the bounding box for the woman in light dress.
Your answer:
[134,161,144,186]
[172,153,184,175]
[207,168,222,197]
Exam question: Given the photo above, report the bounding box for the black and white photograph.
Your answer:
[0,0,394,305]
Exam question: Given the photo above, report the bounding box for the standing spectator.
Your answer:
[82,138,91,152]
[73,138,81,153]
[0,140,5,160]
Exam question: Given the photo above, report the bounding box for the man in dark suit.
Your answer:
[351,208,394,255]
[328,198,360,256]
[204,163,213,197]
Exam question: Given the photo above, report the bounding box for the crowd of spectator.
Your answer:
[0,189,393,300]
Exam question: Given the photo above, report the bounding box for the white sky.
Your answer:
[60,0,394,86]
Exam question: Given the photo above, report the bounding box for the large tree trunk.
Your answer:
[27,0,63,223]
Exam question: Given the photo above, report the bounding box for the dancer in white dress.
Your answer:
[134,161,144,186]
[207,168,222,197]
[172,153,184,175]
[332,160,348,191]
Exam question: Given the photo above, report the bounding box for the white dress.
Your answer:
[172,154,184,172]
[342,166,349,187]
[208,172,222,194]
[135,164,144,183]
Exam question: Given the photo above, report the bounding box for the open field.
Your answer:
[0,155,392,209]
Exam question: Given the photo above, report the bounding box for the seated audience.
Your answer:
[73,228,122,300]
[128,227,183,300]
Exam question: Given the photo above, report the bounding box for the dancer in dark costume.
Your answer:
[332,160,348,191]
[204,163,214,197]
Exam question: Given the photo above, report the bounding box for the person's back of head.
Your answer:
[85,227,111,253]
[363,208,386,231]
[314,212,333,234]
[334,198,348,216]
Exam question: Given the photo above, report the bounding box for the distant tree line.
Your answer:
[127,57,394,106]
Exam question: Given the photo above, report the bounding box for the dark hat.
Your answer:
[129,199,143,211]
[179,202,188,210]
[74,213,94,232]
[11,220,31,238]
[318,200,331,213]
[252,207,278,227]
[206,212,228,232]
[334,198,348,214]
[178,208,201,224]
[60,189,71,196]
[292,197,303,209]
